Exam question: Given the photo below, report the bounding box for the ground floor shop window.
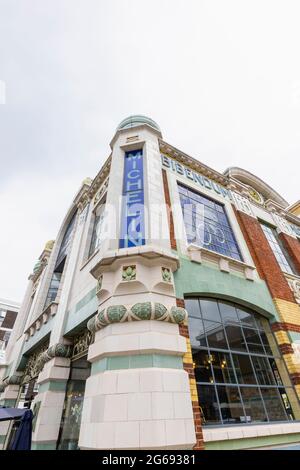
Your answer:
[57,356,91,450]
[185,297,298,426]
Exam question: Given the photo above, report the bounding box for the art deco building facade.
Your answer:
[1,115,300,450]
[0,299,19,366]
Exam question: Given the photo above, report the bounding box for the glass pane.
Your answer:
[185,299,201,318]
[255,316,267,331]
[57,357,91,450]
[261,388,287,421]
[200,299,221,322]
[237,308,257,328]
[232,354,257,384]
[211,351,236,384]
[204,320,228,350]
[216,386,245,424]
[279,389,294,420]
[188,317,207,348]
[243,328,265,354]
[261,223,294,275]
[240,387,267,423]
[197,384,221,425]
[219,302,239,324]
[269,359,283,386]
[259,331,273,355]
[224,324,247,352]
[193,350,214,383]
[252,356,276,385]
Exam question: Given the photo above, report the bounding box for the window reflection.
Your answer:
[217,386,244,424]
[186,297,295,425]
[197,385,221,425]
[240,387,267,423]
[178,183,242,261]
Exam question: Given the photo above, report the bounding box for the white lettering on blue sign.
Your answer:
[161,154,233,201]
[120,149,145,248]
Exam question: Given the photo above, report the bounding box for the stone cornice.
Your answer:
[110,123,162,149]
[159,139,229,187]
[24,301,59,341]
[90,245,180,280]
[224,167,288,209]
[87,155,111,200]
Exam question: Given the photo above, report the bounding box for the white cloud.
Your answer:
[0,0,300,300]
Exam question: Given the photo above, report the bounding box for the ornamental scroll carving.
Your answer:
[287,278,300,304]
[87,301,188,333]
[72,329,95,358]
[21,342,71,384]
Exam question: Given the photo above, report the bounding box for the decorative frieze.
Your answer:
[96,275,103,295]
[94,177,109,205]
[87,301,188,333]
[72,330,95,359]
[21,342,71,385]
[232,192,255,217]
[122,265,136,281]
[24,301,58,342]
[162,267,172,282]
[286,277,300,304]
[272,213,296,238]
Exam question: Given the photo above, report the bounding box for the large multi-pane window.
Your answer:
[178,184,242,261]
[44,212,77,310]
[260,223,295,275]
[55,212,77,269]
[44,272,62,308]
[89,202,106,257]
[186,298,295,425]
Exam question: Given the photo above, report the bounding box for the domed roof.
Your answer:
[117,115,161,132]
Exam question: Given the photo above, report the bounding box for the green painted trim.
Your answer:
[1,399,17,407]
[38,380,68,394]
[174,256,279,320]
[289,331,300,342]
[76,287,97,313]
[205,432,300,450]
[64,287,98,334]
[31,441,57,450]
[91,354,183,374]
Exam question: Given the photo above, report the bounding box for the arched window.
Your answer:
[185,298,296,426]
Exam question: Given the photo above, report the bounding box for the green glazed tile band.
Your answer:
[38,380,68,394]
[31,441,57,450]
[0,398,17,407]
[174,256,279,320]
[205,432,300,450]
[91,353,183,374]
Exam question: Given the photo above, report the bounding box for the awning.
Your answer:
[0,407,27,422]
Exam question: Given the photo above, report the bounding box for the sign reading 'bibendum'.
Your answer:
[161,154,234,202]
[120,149,145,248]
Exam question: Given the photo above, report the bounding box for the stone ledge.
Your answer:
[187,243,256,281]
[203,422,300,442]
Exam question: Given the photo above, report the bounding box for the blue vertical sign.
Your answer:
[119,149,145,248]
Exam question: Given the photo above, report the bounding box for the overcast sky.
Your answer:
[1,0,300,302]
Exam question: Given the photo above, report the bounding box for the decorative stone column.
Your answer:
[78,303,196,450]
[29,344,71,450]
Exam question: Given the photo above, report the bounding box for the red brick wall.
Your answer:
[234,209,295,302]
[162,169,177,250]
[279,232,300,275]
